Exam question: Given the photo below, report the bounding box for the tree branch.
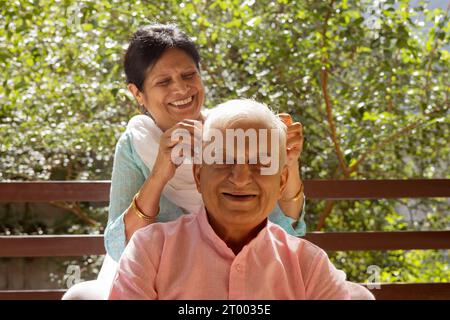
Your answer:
[319,0,349,178]
[317,199,336,231]
[320,69,350,178]
[348,120,421,174]
[50,201,99,226]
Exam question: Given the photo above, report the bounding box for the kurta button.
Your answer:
[235,264,241,272]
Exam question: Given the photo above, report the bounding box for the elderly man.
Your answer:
[109,99,350,299]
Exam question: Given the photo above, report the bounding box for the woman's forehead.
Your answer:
[148,48,197,76]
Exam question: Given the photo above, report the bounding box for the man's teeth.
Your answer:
[171,96,193,106]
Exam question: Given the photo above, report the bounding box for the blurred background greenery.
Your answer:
[0,0,448,287]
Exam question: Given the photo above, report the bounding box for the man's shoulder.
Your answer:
[135,213,197,241]
[267,222,326,258]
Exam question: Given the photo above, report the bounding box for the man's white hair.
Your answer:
[203,99,287,166]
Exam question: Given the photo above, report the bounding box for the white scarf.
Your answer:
[126,114,204,214]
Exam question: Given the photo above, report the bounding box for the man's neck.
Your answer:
[206,212,267,255]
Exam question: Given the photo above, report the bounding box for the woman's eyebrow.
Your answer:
[151,73,171,81]
[150,68,196,81]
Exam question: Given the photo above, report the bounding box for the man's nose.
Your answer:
[229,164,252,187]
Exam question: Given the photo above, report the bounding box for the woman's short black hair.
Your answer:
[124,24,200,91]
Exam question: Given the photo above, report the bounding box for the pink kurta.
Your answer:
[109,207,350,300]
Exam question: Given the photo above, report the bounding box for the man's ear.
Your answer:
[278,165,289,197]
[193,164,202,193]
[127,83,144,106]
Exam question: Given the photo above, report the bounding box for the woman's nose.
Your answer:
[172,78,189,94]
[229,164,252,187]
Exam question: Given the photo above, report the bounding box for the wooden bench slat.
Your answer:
[364,282,450,300]
[1,179,449,202]
[305,179,450,199]
[1,231,448,257]
[303,230,450,251]
[0,289,66,300]
[0,181,448,300]
[1,283,449,300]
[0,181,111,202]
[0,235,105,257]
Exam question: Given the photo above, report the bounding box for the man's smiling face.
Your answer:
[194,118,288,230]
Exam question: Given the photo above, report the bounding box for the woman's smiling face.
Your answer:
[139,48,205,131]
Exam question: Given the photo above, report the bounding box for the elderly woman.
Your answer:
[63,24,306,299]
[109,99,350,299]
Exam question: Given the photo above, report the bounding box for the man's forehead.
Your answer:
[212,117,272,131]
[215,147,273,155]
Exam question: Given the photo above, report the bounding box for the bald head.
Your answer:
[202,99,287,174]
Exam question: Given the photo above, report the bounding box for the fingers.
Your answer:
[278,114,302,134]
[276,114,304,157]
[167,120,202,137]
[286,123,303,155]
[278,113,293,126]
[286,122,303,142]
[286,121,302,133]
[162,120,203,148]
[159,120,203,166]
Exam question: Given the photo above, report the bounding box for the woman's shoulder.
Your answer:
[125,114,162,158]
[113,123,150,177]
[114,114,158,154]
[126,114,162,139]
[127,114,156,130]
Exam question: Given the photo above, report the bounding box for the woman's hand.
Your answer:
[125,119,202,242]
[276,113,304,220]
[151,119,202,184]
[278,113,303,168]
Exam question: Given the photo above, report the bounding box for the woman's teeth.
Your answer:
[171,96,193,106]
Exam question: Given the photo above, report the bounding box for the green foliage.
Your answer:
[1,0,448,284]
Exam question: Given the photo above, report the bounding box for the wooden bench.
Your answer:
[0,179,449,300]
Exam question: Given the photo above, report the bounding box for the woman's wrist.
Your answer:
[148,167,172,187]
[287,159,300,171]
[147,172,169,190]
[278,159,304,220]
[124,174,164,242]
[133,193,159,220]
[282,160,302,198]
[280,183,304,202]
[135,174,165,216]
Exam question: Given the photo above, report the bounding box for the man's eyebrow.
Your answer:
[212,148,227,154]
[248,153,274,162]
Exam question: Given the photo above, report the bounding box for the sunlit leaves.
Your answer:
[0,0,448,282]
